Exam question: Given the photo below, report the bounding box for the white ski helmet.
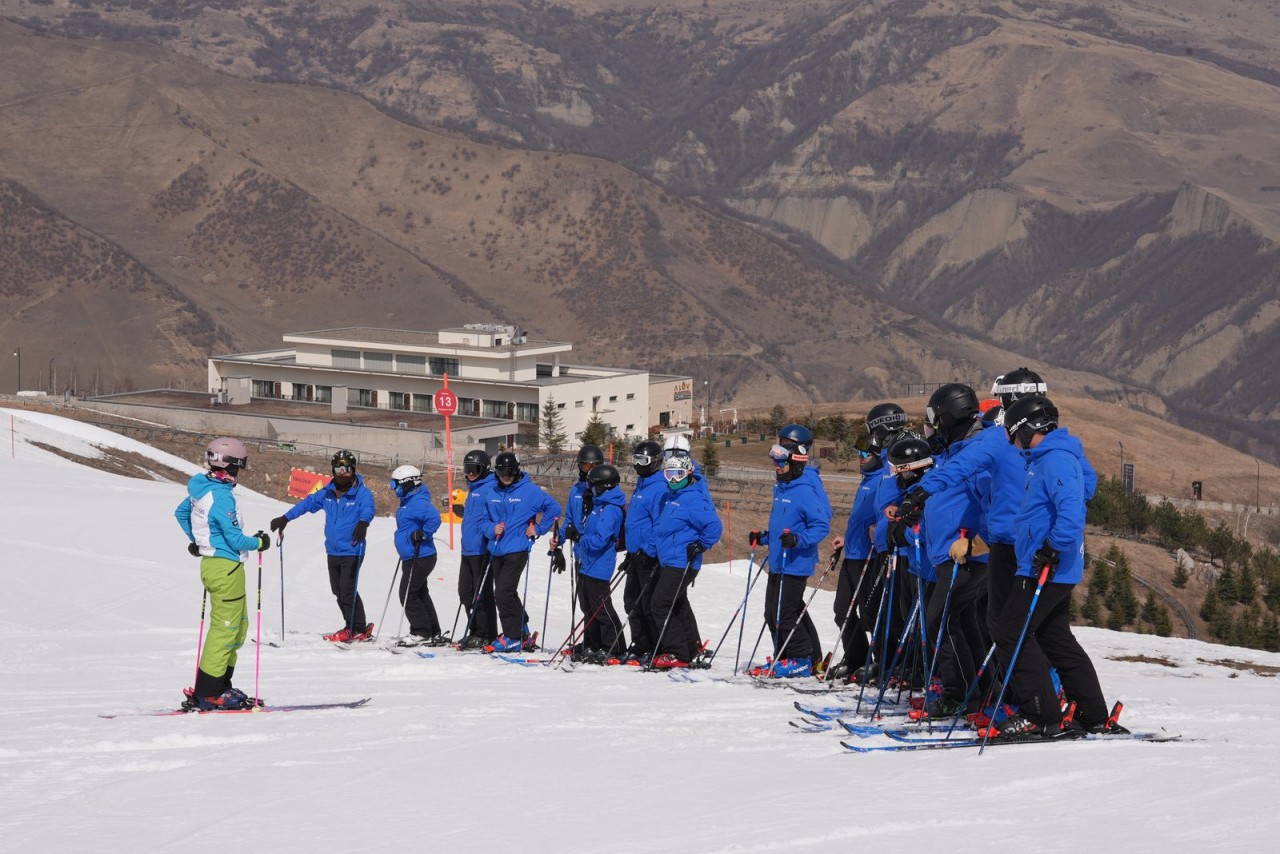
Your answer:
[206,437,249,470]
[663,434,692,458]
[391,464,422,486]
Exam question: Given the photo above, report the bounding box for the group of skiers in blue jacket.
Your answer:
[829,369,1123,740]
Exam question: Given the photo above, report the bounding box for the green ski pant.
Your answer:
[199,557,248,679]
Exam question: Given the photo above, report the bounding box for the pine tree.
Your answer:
[1200,585,1220,623]
[1087,559,1110,600]
[1141,590,1160,624]
[540,396,567,453]
[580,413,610,449]
[1172,559,1190,589]
[1152,603,1174,637]
[1237,563,1257,605]
[700,435,720,477]
[1216,566,1238,603]
[1081,590,1104,627]
[768,404,788,435]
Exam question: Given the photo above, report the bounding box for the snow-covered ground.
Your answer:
[2,408,1278,853]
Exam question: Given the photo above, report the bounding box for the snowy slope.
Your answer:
[2,408,1278,853]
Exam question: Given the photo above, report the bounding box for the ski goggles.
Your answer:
[992,379,1048,397]
[633,450,658,468]
[463,462,488,475]
[768,444,792,468]
[332,464,354,476]
[889,456,933,475]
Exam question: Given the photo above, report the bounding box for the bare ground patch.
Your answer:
[1109,654,1180,667]
[1197,657,1280,677]
[30,441,189,484]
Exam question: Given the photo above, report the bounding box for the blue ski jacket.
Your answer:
[652,476,723,571]
[759,475,832,577]
[903,521,935,584]
[282,475,376,557]
[625,470,666,558]
[842,467,885,560]
[873,461,906,554]
[461,473,495,556]
[799,466,833,520]
[920,424,1022,545]
[577,485,626,580]
[394,484,442,560]
[921,434,992,568]
[175,473,263,561]
[559,479,590,541]
[1015,428,1089,585]
[483,474,561,556]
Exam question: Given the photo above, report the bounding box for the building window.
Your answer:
[557,402,566,410]
[626,393,635,400]
[332,349,359,369]
[315,385,332,404]
[412,393,432,413]
[609,395,618,403]
[536,363,554,378]
[482,400,508,419]
[457,397,479,416]
[575,400,584,408]
[429,357,460,376]
[291,383,311,401]
[252,380,278,398]
[516,403,539,422]
[626,424,635,432]
[398,354,426,375]
[390,393,410,411]
[364,351,392,372]
[356,388,377,407]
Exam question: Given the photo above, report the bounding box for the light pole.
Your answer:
[1118,442,1124,480]
[1256,457,1261,511]
[48,356,56,393]
[11,348,19,393]
[704,379,711,434]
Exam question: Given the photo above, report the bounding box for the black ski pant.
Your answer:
[458,552,497,641]
[327,555,367,630]
[399,554,441,637]
[621,552,658,654]
[857,553,906,672]
[994,577,1108,727]
[650,565,698,662]
[763,572,813,660]
[985,542,1017,639]
[924,560,988,702]
[834,557,869,664]
[577,574,625,655]
[491,551,531,641]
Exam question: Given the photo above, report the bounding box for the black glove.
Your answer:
[351,520,369,544]
[686,542,705,562]
[1032,540,1060,578]
[888,519,910,549]
[269,515,289,533]
[410,529,428,546]
[550,547,567,574]
[254,531,270,552]
[748,530,762,548]
[188,542,201,557]
[564,523,580,543]
[617,553,634,575]
[582,491,594,515]
[898,489,928,524]
[779,531,799,549]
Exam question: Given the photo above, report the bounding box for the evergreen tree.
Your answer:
[1081,590,1104,627]
[579,413,610,449]
[768,404,788,435]
[1152,603,1174,637]
[539,396,567,453]
[1106,605,1128,631]
[1237,563,1258,605]
[1200,585,1220,624]
[1087,558,1110,600]
[1216,566,1238,603]
[1105,547,1139,625]
[1262,613,1280,652]
[1141,590,1160,624]
[1172,558,1190,589]
[1206,522,1236,566]
[700,435,720,477]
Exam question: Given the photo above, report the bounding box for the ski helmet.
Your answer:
[663,434,692,458]
[463,449,491,477]
[1003,394,1059,448]
[991,367,1047,408]
[587,464,621,496]
[925,384,980,446]
[662,454,694,489]
[887,436,934,489]
[865,403,908,451]
[493,451,521,479]
[632,440,664,477]
[331,449,357,472]
[769,441,806,482]
[205,437,249,471]
[856,433,883,473]
[778,423,814,447]
[576,444,604,479]
[390,464,422,496]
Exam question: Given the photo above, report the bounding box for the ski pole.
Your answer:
[374,559,403,642]
[277,532,286,646]
[550,565,626,668]
[253,548,263,708]
[713,554,766,667]
[568,540,577,651]
[732,548,764,676]
[456,555,495,646]
[979,564,1052,755]
[764,546,842,679]
[943,642,997,740]
[540,548,554,649]
[348,541,367,637]
[743,619,769,676]
[822,549,873,685]
[644,556,695,672]
[396,539,423,640]
[856,550,896,715]
[877,548,898,688]
[923,559,961,704]
[870,595,922,718]
[521,537,534,645]
[772,535,789,659]
[193,587,207,690]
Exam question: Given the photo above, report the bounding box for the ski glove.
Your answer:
[748,530,762,548]
[351,520,369,545]
[1032,540,1060,578]
[686,542,705,563]
[254,531,271,552]
[564,524,581,543]
[269,515,289,533]
[550,547,567,574]
[898,489,928,524]
[582,491,594,515]
[779,531,799,549]
[188,542,201,557]
[410,529,429,546]
[888,519,910,549]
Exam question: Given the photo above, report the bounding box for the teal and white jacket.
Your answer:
[175,473,263,561]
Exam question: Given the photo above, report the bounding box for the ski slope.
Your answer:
[2,408,1277,853]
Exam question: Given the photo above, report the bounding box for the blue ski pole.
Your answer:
[979,564,1052,755]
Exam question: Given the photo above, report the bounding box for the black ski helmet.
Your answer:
[865,403,908,451]
[887,436,934,488]
[991,367,1047,408]
[586,464,621,496]
[1003,394,1059,448]
[576,444,604,480]
[493,451,521,479]
[463,449,491,477]
[778,423,814,450]
[331,449,358,471]
[632,440,663,477]
[925,384,980,446]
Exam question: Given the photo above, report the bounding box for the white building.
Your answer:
[207,324,692,447]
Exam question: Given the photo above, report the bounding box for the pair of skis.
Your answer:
[100,698,372,719]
